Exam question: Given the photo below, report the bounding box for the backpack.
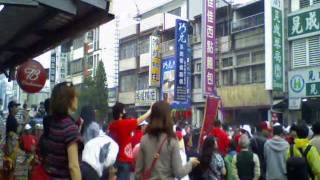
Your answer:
[286,145,314,180]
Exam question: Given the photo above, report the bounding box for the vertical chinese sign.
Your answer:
[149,36,161,87]
[202,0,216,96]
[175,19,189,102]
[265,0,284,91]
[50,52,56,86]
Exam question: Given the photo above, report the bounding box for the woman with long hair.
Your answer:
[193,136,226,180]
[38,82,82,180]
[135,101,199,179]
[80,105,100,144]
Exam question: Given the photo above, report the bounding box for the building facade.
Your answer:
[288,0,320,124]
[118,0,188,116]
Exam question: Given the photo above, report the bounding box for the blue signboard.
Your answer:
[175,19,189,102]
[160,56,191,109]
[161,56,176,104]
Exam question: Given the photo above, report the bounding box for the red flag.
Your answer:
[198,96,220,151]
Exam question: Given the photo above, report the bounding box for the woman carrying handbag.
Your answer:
[135,101,200,180]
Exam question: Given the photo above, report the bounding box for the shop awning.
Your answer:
[0,0,114,75]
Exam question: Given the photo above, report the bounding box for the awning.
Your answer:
[0,0,114,74]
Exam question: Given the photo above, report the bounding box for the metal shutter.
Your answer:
[308,36,320,66]
[292,39,307,68]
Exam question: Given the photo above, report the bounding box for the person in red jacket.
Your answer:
[108,102,151,180]
[209,120,230,156]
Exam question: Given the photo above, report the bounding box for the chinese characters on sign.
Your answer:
[175,19,189,101]
[202,0,216,96]
[272,5,284,91]
[161,56,176,104]
[288,9,320,40]
[265,0,284,91]
[50,53,56,84]
[289,68,320,98]
[135,89,158,107]
[149,36,161,87]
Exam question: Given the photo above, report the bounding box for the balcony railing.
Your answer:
[231,12,264,33]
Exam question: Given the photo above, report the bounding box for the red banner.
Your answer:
[198,96,220,151]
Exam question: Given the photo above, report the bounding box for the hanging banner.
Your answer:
[149,36,161,87]
[265,0,284,91]
[16,60,47,93]
[175,19,189,101]
[198,96,220,151]
[202,0,216,96]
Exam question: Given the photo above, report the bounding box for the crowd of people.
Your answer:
[3,82,320,180]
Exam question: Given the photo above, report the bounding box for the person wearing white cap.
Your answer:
[240,124,253,138]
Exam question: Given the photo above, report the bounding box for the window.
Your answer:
[252,51,264,63]
[86,56,93,69]
[252,65,265,83]
[139,36,150,54]
[192,74,201,89]
[237,67,250,84]
[120,40,136,59]
[168,7,181,16]
[222,57,233,67]
[69,59,83,74]
[237,54,250,66]
[217,21,230,37]
[120,74,137,92]
[222,70,233,86]
[292,36,320,68]
[299,0,320,9]
[137,73,148,90]
[300,0,310,8]
[73,36,84,49]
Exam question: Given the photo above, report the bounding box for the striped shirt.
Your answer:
[42,116,82,179]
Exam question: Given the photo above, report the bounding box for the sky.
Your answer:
[35,0,253,69]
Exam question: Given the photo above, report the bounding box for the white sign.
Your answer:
[289,98,301,110]
[135,89,158,106]
[289,67,320,98]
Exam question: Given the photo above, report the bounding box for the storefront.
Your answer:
[289,67,320,124]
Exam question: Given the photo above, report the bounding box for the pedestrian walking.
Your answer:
[108,102,151,180]
[232,134,260,180]
[264,124,289,180]
[250,122,269,180]
[311,121,320,153]
[286,124,320,180]
[192,136,226,180]
[135,101,200,180]
[210,120,230,156]
[38,82,83,180]
[80,105,100,144]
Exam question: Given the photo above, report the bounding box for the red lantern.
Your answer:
[16,60,47,93]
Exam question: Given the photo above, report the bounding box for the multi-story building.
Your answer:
[287,0,320,124]
[189,0,278,126]
[118,0,188,116]
[117,0,294,126]
[51,27,115,89]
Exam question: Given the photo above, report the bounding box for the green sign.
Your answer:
[288,8,320,40]
[306,82,320,96]
[272,7,284,91]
